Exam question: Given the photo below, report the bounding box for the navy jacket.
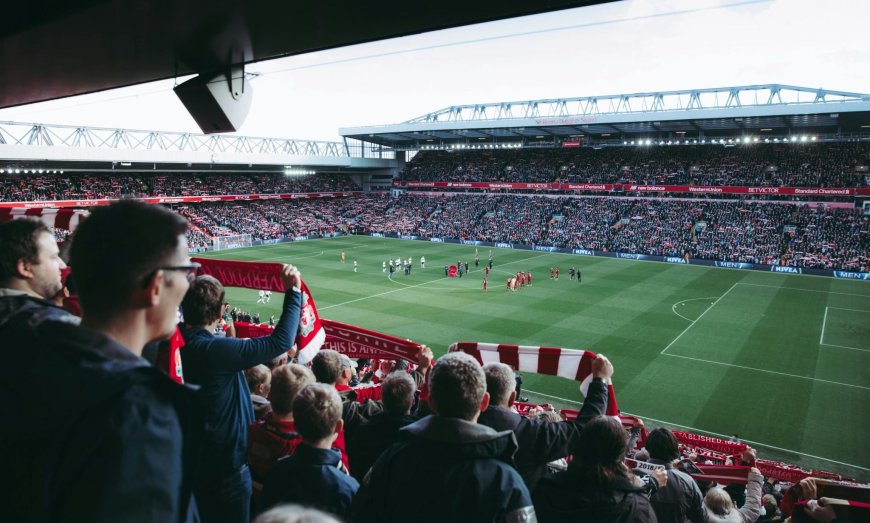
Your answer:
[180,289,301,475]
[353,415,535,523]
[260,443,359,517]
[0,298,200,523]
[534,470,657,523]
[648,458,705,523]
[347,411,417,482]
[477,377,608,490]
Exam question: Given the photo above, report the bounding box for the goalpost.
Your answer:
[211,234,253,251]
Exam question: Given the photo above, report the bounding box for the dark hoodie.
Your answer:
[533,468,658,523]
[0,314,201,523]
[352,415,535,523]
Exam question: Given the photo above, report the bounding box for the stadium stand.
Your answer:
[170,194,867,272]
[0,172,360,201]
[397,143,870,187]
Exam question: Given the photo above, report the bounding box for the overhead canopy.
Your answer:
[1,0,611,110]
[341,85,870,149]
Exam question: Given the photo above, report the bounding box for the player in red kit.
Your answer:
[483,278,488,293]
[549,267,554,279]
[527,271,532,286]
[485,265,490,278]
[555,267,560,280]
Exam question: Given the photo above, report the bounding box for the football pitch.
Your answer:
[197,235,870,479]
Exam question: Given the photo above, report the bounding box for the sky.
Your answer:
[1,0,868,142]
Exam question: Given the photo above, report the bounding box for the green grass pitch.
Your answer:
[196,235,870,480]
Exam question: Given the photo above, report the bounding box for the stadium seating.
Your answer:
[176,195,868,271]
[399,143,870,187]
[0,172,360,201]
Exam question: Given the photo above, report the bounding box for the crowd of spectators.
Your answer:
[399,143,870,187]
[176,194,868,272]
[0,172,360,201]
[3,203,867,523]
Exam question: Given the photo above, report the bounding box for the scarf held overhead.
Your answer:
[191,257,325,363]
[448,342,619,416]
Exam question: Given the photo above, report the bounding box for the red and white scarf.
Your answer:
[448,342,619,416]
[192,258,326,362]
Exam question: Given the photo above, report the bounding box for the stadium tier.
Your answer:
[165,194,869,273]
[0,172,360,202]
[398,143,870,187]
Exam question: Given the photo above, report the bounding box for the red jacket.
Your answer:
[247,413,302,482]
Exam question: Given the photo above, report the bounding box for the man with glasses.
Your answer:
[1,200,202,523]
[180,265,302,523]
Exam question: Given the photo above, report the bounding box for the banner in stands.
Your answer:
[392,180,870,196]
[234,319,422,363]
[191,258,326,362]
[364,232,869,280]
[0,191,363,209]
[321,319,422,362]
[0,207,86,230]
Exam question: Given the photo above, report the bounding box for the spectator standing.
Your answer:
[347,371,418,482]
[533,415,658,522]
[248,364,315,482]
[478,357,610,490]
[2,201,201,523]
[353,352,535,523]
[246,364,273,420]
[260,384,359,518]
[703,468,763,523]
[180,267,302,523]
[645,427,706,523]
[311,350,384,469]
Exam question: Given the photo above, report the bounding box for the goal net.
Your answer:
[211,234,253,251]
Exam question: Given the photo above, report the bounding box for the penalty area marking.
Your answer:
[522,388,870,473]
[660,283,739,354]
[671,297,719,322]
[819,306,870,352]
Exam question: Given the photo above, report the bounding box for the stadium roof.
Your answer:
[1,0,611,110]
[340,85,870,150]
[0,121,394,173]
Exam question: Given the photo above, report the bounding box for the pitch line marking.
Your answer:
[319,252,552,311]
[820,306,829,345]
[522,389,870,473]
[660,283,739,355]
[819,306,869,352]
[826,306,870,314]
[386,272,475,291]
[821,343,870,353]
[662,353,869,390]
[671,297,719,322]
[736,282,870,298]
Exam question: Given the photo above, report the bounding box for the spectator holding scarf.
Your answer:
[180,266,302,523]
[478,357,610,491]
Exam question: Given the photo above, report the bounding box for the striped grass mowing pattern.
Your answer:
[197,235,870,479]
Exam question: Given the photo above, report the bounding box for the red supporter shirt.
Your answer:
[247,413,302,482]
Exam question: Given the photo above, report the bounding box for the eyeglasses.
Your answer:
[143,263,201,286]
[160,263,201,283]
